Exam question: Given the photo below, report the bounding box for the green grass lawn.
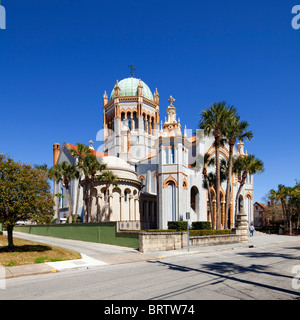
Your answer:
[0,235,81,267]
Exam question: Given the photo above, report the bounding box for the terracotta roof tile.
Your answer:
[66,143,109,158]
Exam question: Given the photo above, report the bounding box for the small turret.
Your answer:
[114,80,121,97]
[137,79,143,96]
[103,91,108,106]
[154,88,159,104]
[237,140,245,155]
[89,140,95,150]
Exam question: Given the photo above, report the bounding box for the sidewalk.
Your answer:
[3,231,300,279]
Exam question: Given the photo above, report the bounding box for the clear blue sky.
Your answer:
[0,0,299,203]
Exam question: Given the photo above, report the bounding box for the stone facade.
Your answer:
[52,76,254,230]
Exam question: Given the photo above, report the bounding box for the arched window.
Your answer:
[127,112,131,130]
[143,114,146,131]
[171,147,175,164]
[133,112,137,129]
[191,186,199,213]
[151,117,154,133]
[147,116,150,134]
[165,148,169,164]
[167,182,176,221]
[246,194,253,223]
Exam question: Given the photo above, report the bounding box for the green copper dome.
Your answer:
[110,77,154,101]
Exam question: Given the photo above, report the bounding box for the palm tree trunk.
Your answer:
[206,179,215,230]
[88,187,93,222]
[203,165,215,229]
[85,186,89,223]
[74,176,81,223]
[282,199,288,230]
[215,134,221,229]
[82,185,86,222]
[225,142,234,229]
[65,186,73,224]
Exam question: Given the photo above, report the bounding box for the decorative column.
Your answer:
[129,195,133,221]
[135,196,140,221]
[234,204,248,243]
[120,194,124,221]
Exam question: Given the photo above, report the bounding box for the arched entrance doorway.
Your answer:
[166,182,176,222]
[190,186,199,215]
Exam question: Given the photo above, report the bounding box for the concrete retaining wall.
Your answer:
[189,234,241,247]
[139,232,241,253]
[14,223,140,249]
[139,232,186,252]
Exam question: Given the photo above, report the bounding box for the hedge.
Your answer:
[192,221,211,230]
[168,221,212,231]
[189,229,232,236]
[168,221,187,231]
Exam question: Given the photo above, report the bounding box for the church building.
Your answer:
[52,75,254,229]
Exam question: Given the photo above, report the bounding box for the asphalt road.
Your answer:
[1,240,300,301]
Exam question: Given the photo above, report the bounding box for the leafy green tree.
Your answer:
[199,101,237,229]
[49,162,79,223]
[266,182,300,233]
[0,155,54,249]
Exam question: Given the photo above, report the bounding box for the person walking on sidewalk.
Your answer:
[249,224,255,237]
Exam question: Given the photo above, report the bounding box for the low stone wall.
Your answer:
[139,232,242,253]
[139,232,186,253]
[189,234,241,247]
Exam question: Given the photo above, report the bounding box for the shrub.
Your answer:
[168,221,187,231]
[143,229,177,233]
[192,221,212,230]
[189,229,232,236]
[64,215,82,224]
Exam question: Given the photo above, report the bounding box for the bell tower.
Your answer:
[102,76,159,163]
[157,96,191,229]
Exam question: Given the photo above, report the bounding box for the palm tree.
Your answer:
[69,143,91,223]
[202,157,227,229]
[202,153,215,229]
[275,184,288,229]
[224,116,253,229]
[97,170,118,221]
[233,154,264,222]
[80,154,106,222]
[49,162,79,223]
[53,192,64,223]
[199,101,237,229]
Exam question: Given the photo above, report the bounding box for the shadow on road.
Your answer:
[148,258,300,299]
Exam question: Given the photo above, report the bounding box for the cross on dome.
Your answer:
[128,64,135,77]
